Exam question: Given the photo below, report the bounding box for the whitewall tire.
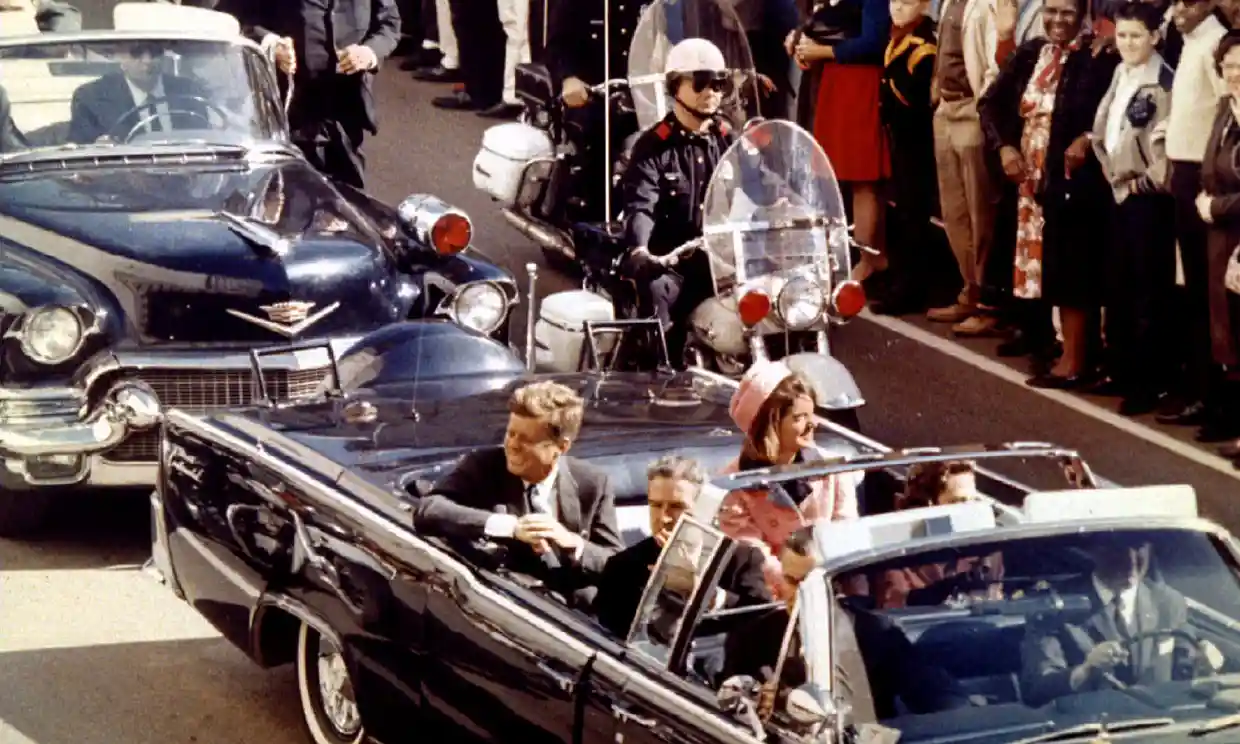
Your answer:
[296,621,365,744]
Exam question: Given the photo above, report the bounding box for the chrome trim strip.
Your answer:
[150,487,184,599]
[0,29,261,50]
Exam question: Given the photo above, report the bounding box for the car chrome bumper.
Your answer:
[1,382,162,487]
[0,335,365,489]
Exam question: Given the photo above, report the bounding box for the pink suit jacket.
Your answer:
[717,447,860,598]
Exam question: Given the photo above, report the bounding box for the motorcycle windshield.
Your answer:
[700,119,850,296]
[626,0,760,132]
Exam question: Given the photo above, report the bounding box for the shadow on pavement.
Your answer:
[0,638,302,744]
[0,491,150,572]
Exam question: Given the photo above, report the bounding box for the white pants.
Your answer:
[436,0,459,69]
[497,0,531,104]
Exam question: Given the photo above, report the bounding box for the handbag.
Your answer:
[1225,245,1240,295]
[802,0,863,43]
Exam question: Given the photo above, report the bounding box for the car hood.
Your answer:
[0,158,415,344]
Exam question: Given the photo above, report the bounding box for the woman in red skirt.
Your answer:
[791,0,893,282]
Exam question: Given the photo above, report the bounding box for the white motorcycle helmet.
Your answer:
[663,38,733,106]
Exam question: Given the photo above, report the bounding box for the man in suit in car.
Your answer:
[413,380,624,588]
[592,454,771,638]
[218,0,400,189]
[68,41,210,144]
[1020,536,1214,707]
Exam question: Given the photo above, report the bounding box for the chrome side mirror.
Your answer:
[785,688,832,726]
[717,675,764,739]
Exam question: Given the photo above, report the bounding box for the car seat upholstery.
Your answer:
[902,617,1026,708]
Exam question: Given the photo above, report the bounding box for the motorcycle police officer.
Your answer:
[622,37,736,367]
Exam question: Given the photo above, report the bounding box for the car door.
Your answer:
[582,517,772,744]
[419,555,598,744]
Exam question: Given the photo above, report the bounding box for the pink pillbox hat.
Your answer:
[729,359,795,435]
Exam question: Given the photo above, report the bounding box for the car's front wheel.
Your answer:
[0,489,53,538]
[296,621,365,744]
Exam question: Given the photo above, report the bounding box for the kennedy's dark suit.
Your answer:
[414,447,624,577]
[220,0,400,189]
[592,536,772,639]
[1021,578,1198,707]
[67,74,207,145]
[0,86,27,154]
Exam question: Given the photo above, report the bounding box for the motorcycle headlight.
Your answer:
[776,276,826,330]
[451,282,508,334]
[18,305,84,365]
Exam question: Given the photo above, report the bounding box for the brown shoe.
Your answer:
[952,315,1000,336]
[927,304,974,323]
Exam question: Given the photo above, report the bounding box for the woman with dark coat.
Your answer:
[978,0,1119,388]
[1198,32,1240,462]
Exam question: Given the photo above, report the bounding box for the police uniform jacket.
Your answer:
[622,112,735,256]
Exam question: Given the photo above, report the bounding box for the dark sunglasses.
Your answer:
[687,70,734,94]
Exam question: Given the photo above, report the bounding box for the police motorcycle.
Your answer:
[471,0,759,272]
[518,4,866,423]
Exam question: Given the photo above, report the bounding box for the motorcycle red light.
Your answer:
[432,213,472,254]
[737,289,772,327]
[831,280,866,319]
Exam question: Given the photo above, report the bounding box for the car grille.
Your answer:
[102,366,332,463]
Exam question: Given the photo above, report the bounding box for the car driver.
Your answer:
[1020,535,1219,706]
[68,41,210,144]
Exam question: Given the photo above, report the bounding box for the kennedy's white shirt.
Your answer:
[484,461,560,535]
[1166,15,1228,163]
[125,76,172,134]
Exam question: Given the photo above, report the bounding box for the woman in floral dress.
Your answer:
[979,0,1118,387]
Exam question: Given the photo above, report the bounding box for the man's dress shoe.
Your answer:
[477,101,522,119]
[414,65,460,82]
[432,90,479,110]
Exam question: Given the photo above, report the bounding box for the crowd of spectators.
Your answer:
[391,0,1240,463]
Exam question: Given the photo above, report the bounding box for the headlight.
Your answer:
[18,305,84,365]
[451,283,508,334]
[776,276,826,330]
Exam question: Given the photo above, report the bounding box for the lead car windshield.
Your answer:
[0,37,284,157]
[829,527,1240,741]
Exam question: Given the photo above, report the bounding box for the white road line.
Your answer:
[860,309,1240,483]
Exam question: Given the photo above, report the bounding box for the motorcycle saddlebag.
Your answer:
[516,62,555,108]
[472,122,555,207]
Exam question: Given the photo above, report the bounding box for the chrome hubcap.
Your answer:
[316,640,361,738]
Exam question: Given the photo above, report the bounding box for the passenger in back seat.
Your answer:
[719,360,859,599]
[872,460,1006,609]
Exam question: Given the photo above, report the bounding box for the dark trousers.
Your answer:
[447,0,505,106]
[1169,160,1216,403]
[1104,192,1178,394]
[626,252,713,367]
[295,119,366,190]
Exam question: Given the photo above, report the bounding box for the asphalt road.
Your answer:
[3,21,1240,744]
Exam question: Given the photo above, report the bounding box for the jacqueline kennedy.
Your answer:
[979,0,1119,387]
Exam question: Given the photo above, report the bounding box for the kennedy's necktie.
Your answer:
[527,483,552,516]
